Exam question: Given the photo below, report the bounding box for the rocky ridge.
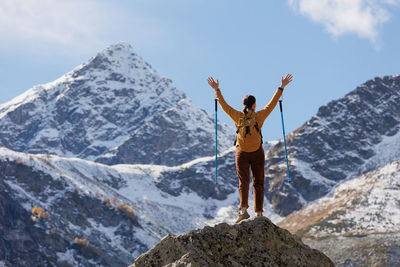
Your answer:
[265,74,400,216]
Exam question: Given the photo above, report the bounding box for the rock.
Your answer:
[130,217,334,267]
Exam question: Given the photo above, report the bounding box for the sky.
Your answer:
[0,0,399,142]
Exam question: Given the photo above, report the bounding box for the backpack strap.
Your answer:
[234,127,240,146]
[245,126,250,137]
[234,113,245,146]
[254,122,263,144]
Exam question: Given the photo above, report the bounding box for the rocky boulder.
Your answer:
[130,217,334,267]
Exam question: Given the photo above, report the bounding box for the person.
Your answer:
[207,74,293,223]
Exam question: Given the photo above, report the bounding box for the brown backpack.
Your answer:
[234,112,263,146]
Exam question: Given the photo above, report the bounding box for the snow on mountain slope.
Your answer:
[2,41,399,265]
[0,144,281,265]
[97,97,235,166]
[278,160,400,237]
[0,42,234,166]
[277,160,400,266]
[0,147,162,263]
[266,74,400,216]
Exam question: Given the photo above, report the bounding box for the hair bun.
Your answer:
[243,94,256,108]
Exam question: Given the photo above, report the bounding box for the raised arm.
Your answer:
[257,74,293,126]
[207,77,241,123]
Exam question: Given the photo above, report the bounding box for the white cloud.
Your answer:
[288,0,399,47]
[0,0,107,46]
[0,0,166,54]
[382,0,400,5]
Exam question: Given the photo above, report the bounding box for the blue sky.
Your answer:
[0,0,399,141]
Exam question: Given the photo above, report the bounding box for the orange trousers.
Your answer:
[235,145,265,212]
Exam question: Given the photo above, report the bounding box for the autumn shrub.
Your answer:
[31,206,50,221]
[74,237,89,247]
[74,237,100,256]
[104,198,111,207]
[32,206,43,217]
[117,204,135,219]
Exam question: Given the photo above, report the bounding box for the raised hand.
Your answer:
[207,77,220,91]
[281,74,293,89]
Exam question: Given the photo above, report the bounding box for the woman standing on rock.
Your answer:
[207,74,293,223]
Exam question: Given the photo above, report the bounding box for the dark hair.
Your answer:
[242,94,256,114]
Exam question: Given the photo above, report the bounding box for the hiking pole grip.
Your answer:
[279,100,283,112]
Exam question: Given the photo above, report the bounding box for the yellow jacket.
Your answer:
[215,88,283,152]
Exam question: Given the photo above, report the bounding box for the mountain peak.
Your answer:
[0,42,235,166]
[96,42,136,63]
[80,42,156,79]
[0,42,187,161]
[106,41,133,51]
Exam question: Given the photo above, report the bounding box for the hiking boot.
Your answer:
[235,209,250,224]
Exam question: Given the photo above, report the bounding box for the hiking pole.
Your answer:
[279,100,291,183]
[215,99,218,186]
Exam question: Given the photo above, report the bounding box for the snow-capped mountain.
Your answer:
[0,42,234,166]
[277,160,400,266]
[265,74,400,216]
